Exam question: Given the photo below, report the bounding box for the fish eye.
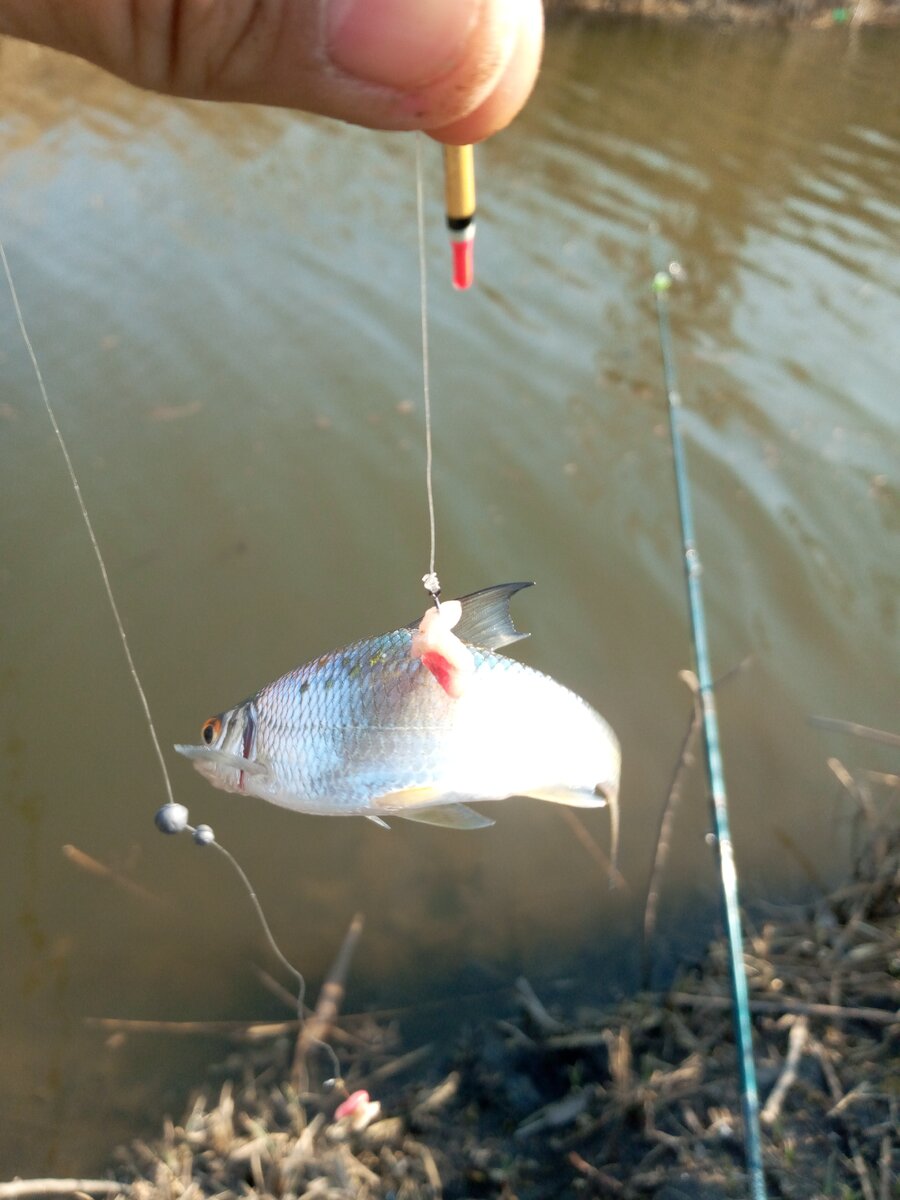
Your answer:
[202,717,222,745]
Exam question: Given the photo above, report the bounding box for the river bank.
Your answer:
[545,0,899,26]
[5,792,894,1200]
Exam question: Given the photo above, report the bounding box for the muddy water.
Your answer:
[1,19,897,1177]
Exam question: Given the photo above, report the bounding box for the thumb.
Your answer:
[0,0,542,142]
[223,0,543,140]
[318,0,544,140]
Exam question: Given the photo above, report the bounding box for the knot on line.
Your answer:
[422,572,441,607]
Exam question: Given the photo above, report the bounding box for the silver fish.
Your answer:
[176,583,620,853]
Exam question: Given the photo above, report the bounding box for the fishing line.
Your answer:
[2,236,340,1087]
[0,239,176,811]
[152,822,341,1084]
[415,133,440,607]
[154,804,341,1081]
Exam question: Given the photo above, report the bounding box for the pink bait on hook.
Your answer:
[410,599,475,699]
[333,1088,381,1130]
[334,1089,370,1120]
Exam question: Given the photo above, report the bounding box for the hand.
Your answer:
[0,0,543,142]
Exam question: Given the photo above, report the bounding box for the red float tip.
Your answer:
[451,236,474,291]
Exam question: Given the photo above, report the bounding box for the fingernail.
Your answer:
[325,0,482,89]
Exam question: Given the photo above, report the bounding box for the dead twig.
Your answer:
[515,977,565,1036]
[251,964,306,1012]
[413,1072,460,1118]
[62,845,167,909]
[669,992,898,1027]
[827,758,880,830]
[557,807,627,890]
[292,912,364,1087]
[568,1151,624,1193]
[829,1083,875,1119]
[608,1026,633,1092]
[516,1088,592,1138]
[809,717,900,749]
[0,1182,124,1199]
[403,1139,442,1196]
[642,672,702,986]
[879,1134,892,1200]
[85,1016,301,1039]
[641,656,752,985]
[863,770,900,789]
[249,964,364,1048]
[812,1039,877,1200]
[545,1030,610,1051]
[760,1015,809,1125]
[361,1043,434,1086]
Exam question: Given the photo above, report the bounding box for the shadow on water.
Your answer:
[0,19,897,1177]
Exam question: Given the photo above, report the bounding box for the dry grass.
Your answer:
[4,773,896,1200]
[86,807,896,1200]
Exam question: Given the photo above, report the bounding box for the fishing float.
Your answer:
[442,144,476,290]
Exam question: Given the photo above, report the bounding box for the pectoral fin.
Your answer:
[174,744,268,776]
[366,815,391,830]
[399,804,495,830]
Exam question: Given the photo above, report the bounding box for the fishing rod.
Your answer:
[652,267,768,1200]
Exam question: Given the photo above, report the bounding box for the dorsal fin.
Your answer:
[406,581,532,650]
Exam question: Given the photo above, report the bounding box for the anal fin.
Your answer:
[374,786,494,830]
[376,785,444,810]
[399,803,495,830]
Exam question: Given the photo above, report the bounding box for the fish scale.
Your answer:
[176,583,620,850]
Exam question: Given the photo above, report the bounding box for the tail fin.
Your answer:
[596,782,620,889]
